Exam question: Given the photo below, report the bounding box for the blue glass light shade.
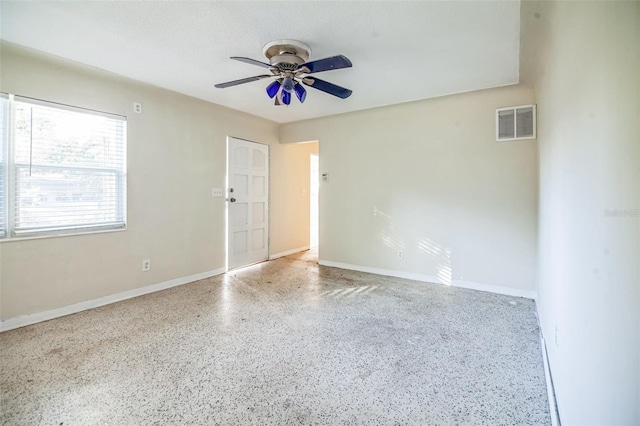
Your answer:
[266,80,281,98]
[282,77,295,93]
[282,90,291,105]
[294,83,307,103]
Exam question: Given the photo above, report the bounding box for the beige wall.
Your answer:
[522,1,639,424]
[281,85,538,293]
[0,43,314,320]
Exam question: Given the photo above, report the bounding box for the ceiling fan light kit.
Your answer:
[215,39,353,106]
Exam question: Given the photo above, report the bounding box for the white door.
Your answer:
[227,137,269,270]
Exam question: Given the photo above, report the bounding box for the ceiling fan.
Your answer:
[215,40,353,105]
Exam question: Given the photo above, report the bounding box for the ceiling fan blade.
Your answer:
[299,55,352,74]
[215,75,272,88]
[231,57,272,69]
[302,77,352,99]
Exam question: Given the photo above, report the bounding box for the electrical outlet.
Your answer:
[142,259,151,272]
[397,250,404,260]
[133,102,143,114]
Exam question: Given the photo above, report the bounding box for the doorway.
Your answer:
[310,153,319,252]
[226,137,269,270]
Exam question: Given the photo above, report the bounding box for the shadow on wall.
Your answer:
[374,205,453,285]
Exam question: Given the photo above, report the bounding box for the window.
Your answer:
[0,94,126,239]
[0,94,8,238]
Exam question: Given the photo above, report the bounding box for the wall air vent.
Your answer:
[496,104,536,141]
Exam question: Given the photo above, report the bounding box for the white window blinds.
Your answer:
[0,94,8,238]
[6,97,127,237]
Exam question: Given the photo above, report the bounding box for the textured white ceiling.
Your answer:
[0,1,520,124]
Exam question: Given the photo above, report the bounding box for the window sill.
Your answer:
[0,226,127,243]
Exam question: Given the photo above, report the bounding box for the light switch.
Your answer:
[321,173,330,182]
[212,188,223,197]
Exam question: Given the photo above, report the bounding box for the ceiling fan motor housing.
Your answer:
[263,40,311,68]
[270,57,304,69]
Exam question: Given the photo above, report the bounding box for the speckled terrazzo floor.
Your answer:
[1,251,550,425]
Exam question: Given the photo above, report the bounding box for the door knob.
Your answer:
[229,198,236,203]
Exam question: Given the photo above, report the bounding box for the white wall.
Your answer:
[281,85,538,295]
[521,1,639,424]
[0,43,314,321]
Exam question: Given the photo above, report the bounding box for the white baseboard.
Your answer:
[0,267,226,332]
[269,246,310,260]
[452,278,536,299]
[1,258,535,332]
[318,260,536,299]
[540,334,561,426]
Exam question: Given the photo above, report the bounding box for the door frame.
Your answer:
[225,136,270,271]
[309,153,319,250]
